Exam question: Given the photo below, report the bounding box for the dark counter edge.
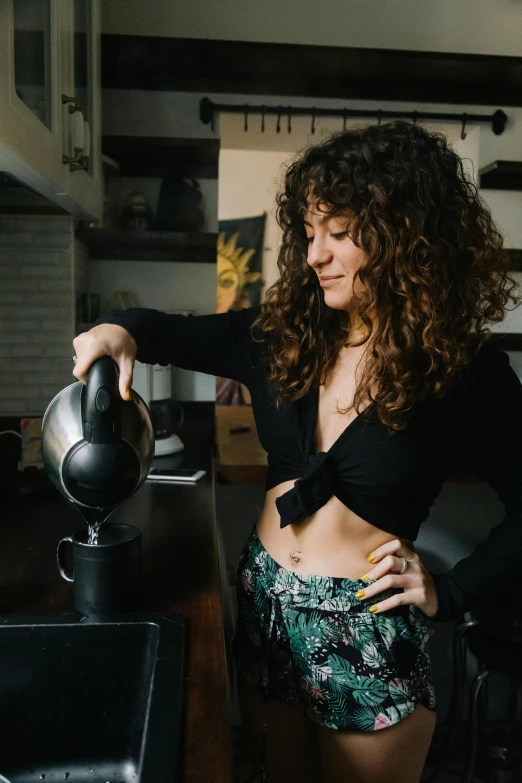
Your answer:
[0,402,233,783]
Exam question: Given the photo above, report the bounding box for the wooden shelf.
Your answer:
[506,249,522,271]
[101,136,220,179]
[215,405,268,485]
[76,227,217,262]
[479,161,522,190]
[489,332,522,351]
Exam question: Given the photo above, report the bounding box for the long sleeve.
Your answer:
[432,343,522,621]
[94,305,261,387]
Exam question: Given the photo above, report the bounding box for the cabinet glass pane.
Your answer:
[13,0,52,130]
[74,0,92,174]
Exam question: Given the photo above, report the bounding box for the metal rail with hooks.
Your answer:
[199,97,508,140]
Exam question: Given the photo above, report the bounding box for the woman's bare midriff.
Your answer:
[254,338,401,578]
[255,480,398,579]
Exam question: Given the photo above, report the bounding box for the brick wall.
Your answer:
[0,215,84,416]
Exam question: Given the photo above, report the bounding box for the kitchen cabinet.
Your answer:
[0,0,102,219]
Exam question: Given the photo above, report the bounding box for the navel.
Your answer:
[289,550,302,566]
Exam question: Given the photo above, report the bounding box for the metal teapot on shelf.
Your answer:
[42,356,154,529]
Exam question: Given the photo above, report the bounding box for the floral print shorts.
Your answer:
[233,524,436,732]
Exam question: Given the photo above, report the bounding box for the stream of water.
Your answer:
[73,504,116,545]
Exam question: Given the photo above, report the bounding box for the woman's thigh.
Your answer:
[316,704,436,783]
[236,671,324,783]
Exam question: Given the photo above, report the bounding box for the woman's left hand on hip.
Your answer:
[358,538,439,617]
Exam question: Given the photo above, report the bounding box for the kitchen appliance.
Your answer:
[41,357,154,516]
[132,362,185,456]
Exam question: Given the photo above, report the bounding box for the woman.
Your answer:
[73,120,522,783]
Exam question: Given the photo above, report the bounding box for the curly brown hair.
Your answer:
[252,120,521,433]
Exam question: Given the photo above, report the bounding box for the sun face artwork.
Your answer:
[217,231,263,314]
[216,215,266,404]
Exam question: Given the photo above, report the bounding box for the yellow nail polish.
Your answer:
[367,554,376,563]
[369,605,379,613]
[125,389,131,400]
[355,590,365,599]
[362,575,370,581]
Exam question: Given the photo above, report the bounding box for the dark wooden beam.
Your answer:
[102,35,522,107]
[102,136,220,179]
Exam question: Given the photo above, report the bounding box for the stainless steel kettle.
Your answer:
[42,356,154,511]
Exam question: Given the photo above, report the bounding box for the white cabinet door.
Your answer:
[0,0,102,220]
[0,0,68,199]
[61,0,103,220]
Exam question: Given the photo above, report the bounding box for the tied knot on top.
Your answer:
[275,452,335,528]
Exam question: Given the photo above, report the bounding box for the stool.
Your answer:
[450,608,522,783]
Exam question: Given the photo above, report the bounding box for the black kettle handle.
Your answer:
[82,356,122,444]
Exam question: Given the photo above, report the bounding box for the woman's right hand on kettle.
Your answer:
[72,324,137,401]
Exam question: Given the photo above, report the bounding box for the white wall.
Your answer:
[218,149,288,292]
[473,122,522,264]
[102,91,219,142]
[102,0,522,57]
[453,122,522,335]
[454,119,522,254]
[88,259,217,400]
[220,105,467,154]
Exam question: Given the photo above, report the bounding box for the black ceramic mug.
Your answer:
[57,523,142,615]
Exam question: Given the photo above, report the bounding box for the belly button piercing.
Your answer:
[290,550,302,564]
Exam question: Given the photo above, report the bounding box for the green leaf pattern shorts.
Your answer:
[233,524,436,731]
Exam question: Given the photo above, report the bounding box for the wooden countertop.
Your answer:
[215,405,267,484]
[0,402,231,783]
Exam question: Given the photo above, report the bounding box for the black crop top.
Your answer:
[96,305,522,622]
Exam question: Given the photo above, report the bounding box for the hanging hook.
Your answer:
[461,113,468,140]
[376,110,382,127]
[277,106,282,134]
[343,110,347,131]
[311,108,316,135]
[412,111,418,126]
[261,105,265,133]
[244,104,248,133]
[288,107,292,133]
